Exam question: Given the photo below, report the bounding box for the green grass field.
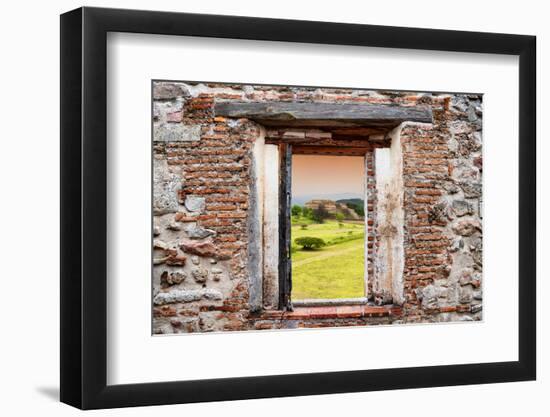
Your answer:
[291,220,365,299]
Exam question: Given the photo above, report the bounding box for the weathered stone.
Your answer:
[153,239,168,250]
[450,120,477,135]
[450,237,464,253]
[450,95,469,113]
[471,304,482,313]
[456,133,482,157]
[154,124,201,142]
[170,318,182,327]
[161,271,186,287]
[471,238,483,266]
[471,271,482,288]
[191,267,208,283]
[452,219,481,236]
[153,322,173,334]
[459,181,482,198]
[153,257,168,265]
[428,202,449,223]
[154,244,182,265]
[180,240,217,258]
[444,183,461,194]
[474,156,483,170]
[451,160,478,181]
[451,200,473,217]
[180,318,201,333]
[419,285,441,309]
[473,251,482,266]
[153,83,188,100]
[374,290,393,306]
[166,111,184,123]
[470,237,482,252]
[153,288,222,305]
[458,269,475,286]
[167,221,181,231]
[153,225,161,236]
[184,196,206,213]
[203,289,223,300]
[165,254,186,266]
[467,105,478,122]
[459,286,473,304]
[186,224,216,239]
[153,160,181,215]
[211,267,223,281]
[191,255,200,265]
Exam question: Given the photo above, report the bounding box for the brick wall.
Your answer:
[152,82,482,333]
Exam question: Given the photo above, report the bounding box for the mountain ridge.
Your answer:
[292,192,363,206]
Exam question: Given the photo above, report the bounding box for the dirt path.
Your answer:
[292,240,364,267]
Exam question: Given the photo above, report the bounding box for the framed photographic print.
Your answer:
[60,6,536,410]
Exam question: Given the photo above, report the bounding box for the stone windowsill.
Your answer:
[292,297,368,307]
[260,304,403,320]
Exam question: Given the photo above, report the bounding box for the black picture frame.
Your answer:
[60,6,536,410]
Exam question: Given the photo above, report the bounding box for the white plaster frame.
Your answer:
[363,152,370,299]
[261,148,374,307]
[373,126,405,305]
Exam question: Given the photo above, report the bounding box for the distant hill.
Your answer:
[292,192,362,206]
[299,197,365,220]
[336,198,365,217]
[336,198,364,207]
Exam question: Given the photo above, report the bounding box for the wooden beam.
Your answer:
[215,102,433,127]
[265,129,332,143]
[330,127,387,136]
[292,146,369,156]
[278,143,293,311]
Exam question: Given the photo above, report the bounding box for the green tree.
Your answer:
[312,204,330,223]
[346,202,365,217]
[303,207,314,219]
[291,204,303,217]
[335,212,345,223]
[294,236,326,250]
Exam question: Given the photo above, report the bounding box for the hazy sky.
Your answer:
[292,155,364,198]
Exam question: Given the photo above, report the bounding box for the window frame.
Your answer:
[278,144,374,310]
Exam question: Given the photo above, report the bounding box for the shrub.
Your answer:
[294,236,326,250]
[300,224,308,230]
[291,205,303,217]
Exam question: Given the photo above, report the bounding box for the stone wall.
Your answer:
[152,81,482,334]
[399,95,483,323]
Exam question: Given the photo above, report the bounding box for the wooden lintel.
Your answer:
[292,145,370,156]
[265,129,332,143]
[215,102,433,127]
